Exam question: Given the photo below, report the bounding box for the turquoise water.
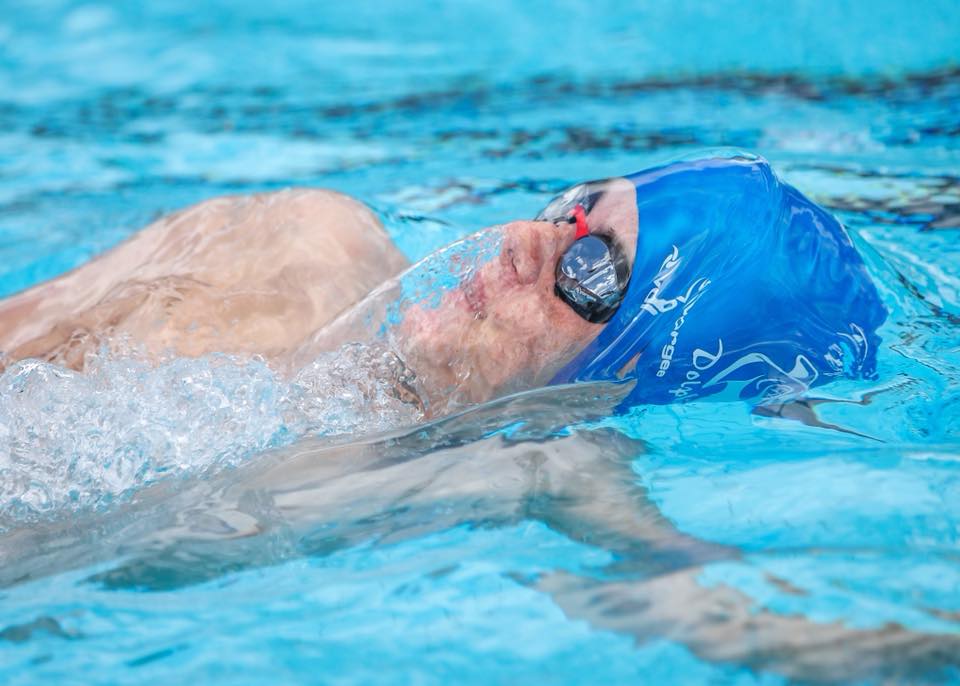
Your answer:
[2,1,960,684]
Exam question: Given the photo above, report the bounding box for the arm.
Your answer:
[0,189,409,369]
[536,568,960,683]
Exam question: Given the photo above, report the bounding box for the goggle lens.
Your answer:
[555,234,626,322]
[552,203,629,323]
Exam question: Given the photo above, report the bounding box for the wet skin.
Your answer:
[397,177,640,412]
[0,179,639,416]
[0,189,410,370]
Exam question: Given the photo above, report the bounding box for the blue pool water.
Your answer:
[2,1,960,684]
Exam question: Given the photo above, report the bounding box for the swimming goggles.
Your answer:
[536,184,631,323]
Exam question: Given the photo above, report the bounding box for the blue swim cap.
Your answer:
[550,152,887,406]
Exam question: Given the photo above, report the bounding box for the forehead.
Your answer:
[588,178,638,248]
[540,177,639,266]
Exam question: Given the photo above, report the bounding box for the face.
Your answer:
[398,177,639,412]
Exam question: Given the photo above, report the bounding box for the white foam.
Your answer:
[0,345,420,523]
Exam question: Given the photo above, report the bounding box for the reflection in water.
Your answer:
[0,379,639,589]
[3,379,959,683]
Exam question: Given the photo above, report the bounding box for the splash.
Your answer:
[0,345,421,524]
[0,224,507,526]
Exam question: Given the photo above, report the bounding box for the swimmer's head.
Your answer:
[400,151,886,412]
[547,151,887,406]
[287,202,636,416]
[393,175,643,412]
[295,151,885,415]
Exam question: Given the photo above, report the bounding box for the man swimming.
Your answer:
[6,151,942,683]
[0,151,886,416]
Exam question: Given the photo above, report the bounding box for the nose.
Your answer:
[499,221,557,286]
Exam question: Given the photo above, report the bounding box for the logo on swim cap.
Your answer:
[640,246,682,315]
[655,277,711,378]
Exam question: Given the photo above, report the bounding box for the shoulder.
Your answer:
[149,186,397,267]
[252,188,381,224]
[162,187,384,236]
[242,187,396,257]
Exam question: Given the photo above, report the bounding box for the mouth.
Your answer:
[462,272,487,318]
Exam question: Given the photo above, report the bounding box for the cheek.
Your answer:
[402,302,468,357]
[489,284,598,362]
[488,285,551,334]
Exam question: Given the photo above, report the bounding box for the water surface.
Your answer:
[1,2,959,684]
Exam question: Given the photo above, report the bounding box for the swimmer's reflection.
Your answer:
[1,399,956,684]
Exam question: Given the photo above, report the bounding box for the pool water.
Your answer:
[2,1,960,684]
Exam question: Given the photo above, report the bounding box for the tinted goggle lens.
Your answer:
[555,234,628,323]
[538,184,631,323]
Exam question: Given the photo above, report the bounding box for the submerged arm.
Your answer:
[536,568,960,684]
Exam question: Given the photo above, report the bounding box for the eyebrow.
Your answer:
[583,191,633,268]
[595,227,629,266]
[582,191,604,214]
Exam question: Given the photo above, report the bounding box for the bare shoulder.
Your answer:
[261,187,380,220]
[0,187,409,367]
[127,186,406,281]
[247,187,395,251]
[238,187,383,229]
[154,187,389,247]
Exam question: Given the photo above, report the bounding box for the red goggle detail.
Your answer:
[571,204,589,239]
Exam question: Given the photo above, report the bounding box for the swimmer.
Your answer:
[3,153,936,681]
[0,151,886,416]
